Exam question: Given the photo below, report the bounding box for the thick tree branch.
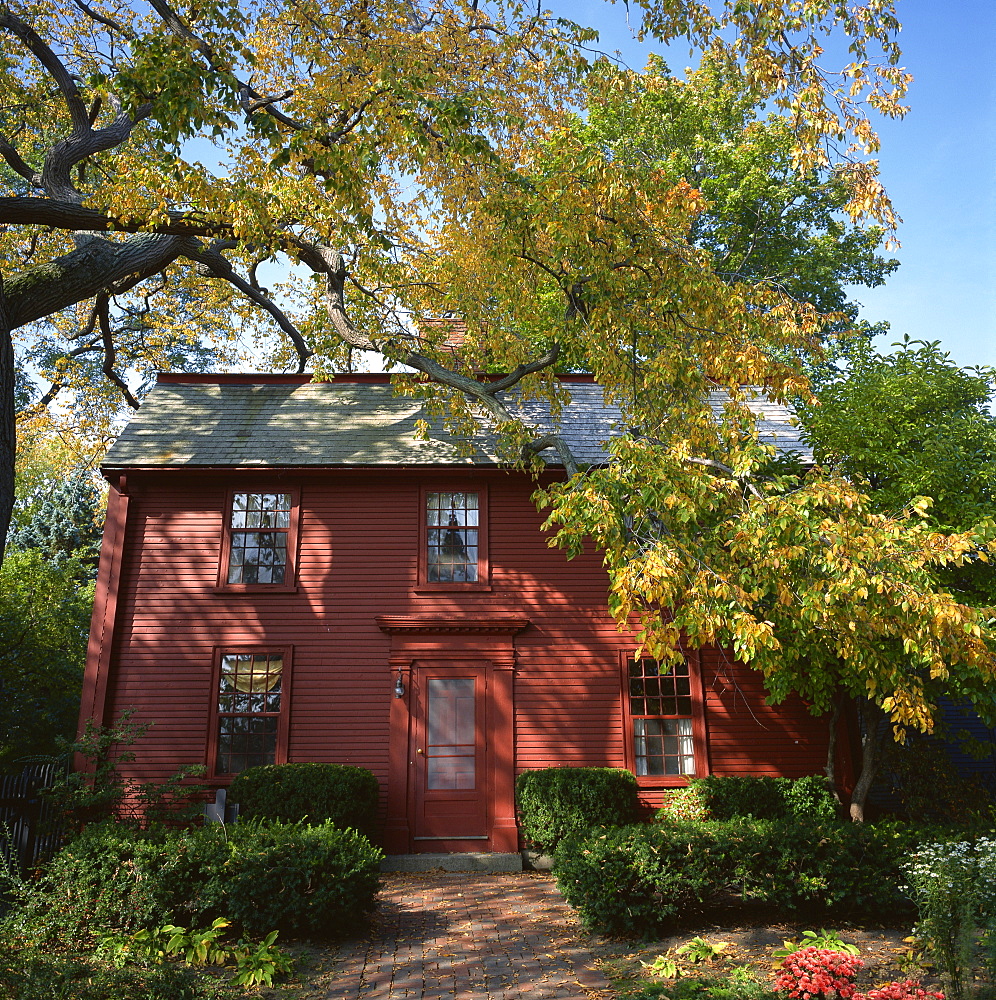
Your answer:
[0,136,40,185]
[0,197,228,235]
[291,237,580,472]
[521,434,580,476]
[3,232,191,329]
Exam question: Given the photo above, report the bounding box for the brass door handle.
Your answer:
[416,748,423,754]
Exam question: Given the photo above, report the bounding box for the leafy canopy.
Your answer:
[798,336,996,605]
[4,0,991,744]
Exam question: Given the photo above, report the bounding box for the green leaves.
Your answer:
[540,423,996,735]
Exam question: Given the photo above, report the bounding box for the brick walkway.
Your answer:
[321,873,612,999]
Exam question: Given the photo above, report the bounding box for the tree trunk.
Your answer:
[0,276,15,562]
[824,693,843,805]
[849,697,885,822]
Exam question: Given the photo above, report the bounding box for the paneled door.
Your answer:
[410,662,489,851]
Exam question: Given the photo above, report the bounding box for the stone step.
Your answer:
[379,852,523,873]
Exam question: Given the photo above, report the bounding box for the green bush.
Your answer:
[554,817,921,937]
[657,786,711,823]
[554,821,731,937]
[227,763,380,838]
[0,946,206,1000]
[679,775,838,822]
[3,822,231,948]
[209,821,383,939]
[515,767,640,853]
[780,775,839,823]
[4,819,382,946]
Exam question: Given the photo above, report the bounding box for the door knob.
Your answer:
[416,748,423,754]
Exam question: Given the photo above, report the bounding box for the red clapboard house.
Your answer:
[80,372,846,855]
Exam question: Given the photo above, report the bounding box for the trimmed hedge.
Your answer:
[554,817,923,937]
[658,775,838,824]
[227,762,381,838]
[515,767,640,853]
[5,819,382,945]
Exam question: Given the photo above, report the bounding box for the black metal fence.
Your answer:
[0,762,67,876]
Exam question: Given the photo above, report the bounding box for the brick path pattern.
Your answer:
[322,873,611,1000]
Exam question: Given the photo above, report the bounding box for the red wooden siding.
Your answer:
[89,465,842,821]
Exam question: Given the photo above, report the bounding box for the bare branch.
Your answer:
[184,243,313,372]
[238,83,305,130]
[70,0,131,35]
[685,456,765,500]
[96,293,140,409]
[242,88,295,116]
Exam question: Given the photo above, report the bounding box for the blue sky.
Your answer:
[556,0,996,372]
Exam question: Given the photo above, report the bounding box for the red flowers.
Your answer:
[774,948,944,1000]
[861,983,945,1000]
[774,947,864,1000]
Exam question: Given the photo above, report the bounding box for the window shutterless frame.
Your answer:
[416,483,490,591]
[216,487,301,592]
[620,648,708,786]
[206,646,293,780]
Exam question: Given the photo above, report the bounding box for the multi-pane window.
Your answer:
[215,652,283,775]
[227,493,292,584]
[426,492,479,583]
[629,658,696,777]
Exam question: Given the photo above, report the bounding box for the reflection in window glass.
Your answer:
[629,659,696,776]
[227,493,292,584]
[216,653,282,774]
[427,492,478,582]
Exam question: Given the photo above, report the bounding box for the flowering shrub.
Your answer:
[774,947,864,1000]
[903,837,996,999]
[858,982,944,1000]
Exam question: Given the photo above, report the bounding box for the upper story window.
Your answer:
[219,491,299,590]
[623,655,706,783]
[427,492,479,583]
[415,484,489,591]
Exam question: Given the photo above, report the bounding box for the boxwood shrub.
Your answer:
[554,817,921,937]
[226,762,381,838]
[515,767,640,853]
[658,775,838,823]
[213,820,382,939]
[4,818,382,946]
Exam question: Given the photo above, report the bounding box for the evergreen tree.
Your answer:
[8,474,103,578]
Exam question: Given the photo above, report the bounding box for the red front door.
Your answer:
[411,662,489,851]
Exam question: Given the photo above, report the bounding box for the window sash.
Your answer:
[628,658,699,779]
[226,493,292,585]
[215,652,283,775]
[426,491,479,583]
[633,717,696,776]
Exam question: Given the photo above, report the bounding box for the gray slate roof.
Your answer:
[104,379,811,469]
